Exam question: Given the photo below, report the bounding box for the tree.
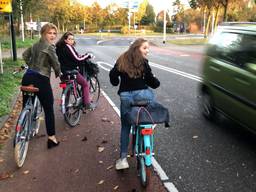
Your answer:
[140,3,155,25]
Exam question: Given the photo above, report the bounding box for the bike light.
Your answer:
[145,147,151,155]
[141,128,153,135]
[59,83,66,89]
[16,125,21,132]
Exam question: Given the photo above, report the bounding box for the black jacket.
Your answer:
[56,44,89,73]
[109,59,160,94]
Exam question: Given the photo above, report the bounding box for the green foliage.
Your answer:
[0,59,23,117]
[140,3,155,25]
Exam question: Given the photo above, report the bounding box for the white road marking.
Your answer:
[101,89,179,192]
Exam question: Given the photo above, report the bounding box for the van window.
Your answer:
[208,32,256,67]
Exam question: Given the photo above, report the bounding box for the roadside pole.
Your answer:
[163,8,167,44]
[9,13,17,61]
[20,0,25,41]
[0,42,3,74]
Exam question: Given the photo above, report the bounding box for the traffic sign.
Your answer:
[0,0,12,13]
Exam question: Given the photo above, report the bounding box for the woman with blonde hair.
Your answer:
[22,23,61,149]
[109,38,160,170]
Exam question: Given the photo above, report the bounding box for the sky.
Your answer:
[77,0,190,14]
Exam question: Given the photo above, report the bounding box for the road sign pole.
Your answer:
[9,13,17,61]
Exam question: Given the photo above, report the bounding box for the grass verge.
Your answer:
[0,37,39,50]
[0,59,23,117]
[167,38,208,45]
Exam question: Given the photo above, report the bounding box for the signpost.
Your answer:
[120,0,139,33]
[0,0,17,61]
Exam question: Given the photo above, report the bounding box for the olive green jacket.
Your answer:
[22,38,61,78]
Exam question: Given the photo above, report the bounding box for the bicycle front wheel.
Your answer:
[14,109,30,168]
[62,85,82,127]
[89,75,100,106]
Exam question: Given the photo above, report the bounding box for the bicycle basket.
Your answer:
[124,101,170,127]
[80,60,99,77]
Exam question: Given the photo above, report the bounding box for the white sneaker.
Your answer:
[115,158,129,170]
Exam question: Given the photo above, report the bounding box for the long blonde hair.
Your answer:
[117,38,147,78]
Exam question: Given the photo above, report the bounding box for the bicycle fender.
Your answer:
[143,135,152,166]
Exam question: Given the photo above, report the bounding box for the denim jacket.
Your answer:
[22,38,61,78]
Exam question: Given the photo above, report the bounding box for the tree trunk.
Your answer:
[214,6,220,31]
[223,0,229,22]
[205,11,211,38]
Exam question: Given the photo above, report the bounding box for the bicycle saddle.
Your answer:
[65,70,79,76]
[130,100,150,107]
[20,85,39,93]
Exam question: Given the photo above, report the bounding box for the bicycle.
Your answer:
[127,100,169,187]
[13,84,43,168]
[59,59,100,127]
[129,101,155,187]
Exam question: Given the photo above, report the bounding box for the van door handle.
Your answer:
[235,77,250,85]
[209,65,220,72]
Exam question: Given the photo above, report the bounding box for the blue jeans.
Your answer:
[119,88,155,159]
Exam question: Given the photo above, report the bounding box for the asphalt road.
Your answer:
[75,36,256,192]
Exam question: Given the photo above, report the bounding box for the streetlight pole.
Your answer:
[20,0,25,41]
[163,8,167,44]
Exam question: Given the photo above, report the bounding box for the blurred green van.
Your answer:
[199,22,256,131]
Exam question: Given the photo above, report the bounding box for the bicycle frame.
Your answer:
[134,124,154,166]
[16,93,40,139]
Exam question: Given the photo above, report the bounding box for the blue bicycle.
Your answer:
[130,101,155,187]
[127,100,169,187]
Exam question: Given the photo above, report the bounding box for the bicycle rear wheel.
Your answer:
[14,109,30,168]
[89,75,100,106]
[137,136,151,187]
[62,85,82,127]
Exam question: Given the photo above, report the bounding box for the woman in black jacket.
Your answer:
[56,32,94,110]
[109,38,160,170]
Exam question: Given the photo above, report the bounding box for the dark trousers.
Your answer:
[21,73,55,136]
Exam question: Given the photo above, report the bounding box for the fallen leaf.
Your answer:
[107,165,113,170]
[101,117,110,122]
[81,136,87,142]
[23,170,29,175]
[0,172,12,180]
[98,180,104,185]
[97,146,105,153]
[113,185,119,190]
[4,123,10,128]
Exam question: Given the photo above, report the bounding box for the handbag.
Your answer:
[125,101,170,127]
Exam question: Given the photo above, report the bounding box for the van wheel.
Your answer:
[201,92,216,121]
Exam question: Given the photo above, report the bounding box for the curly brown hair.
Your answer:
[117,38,148,78]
